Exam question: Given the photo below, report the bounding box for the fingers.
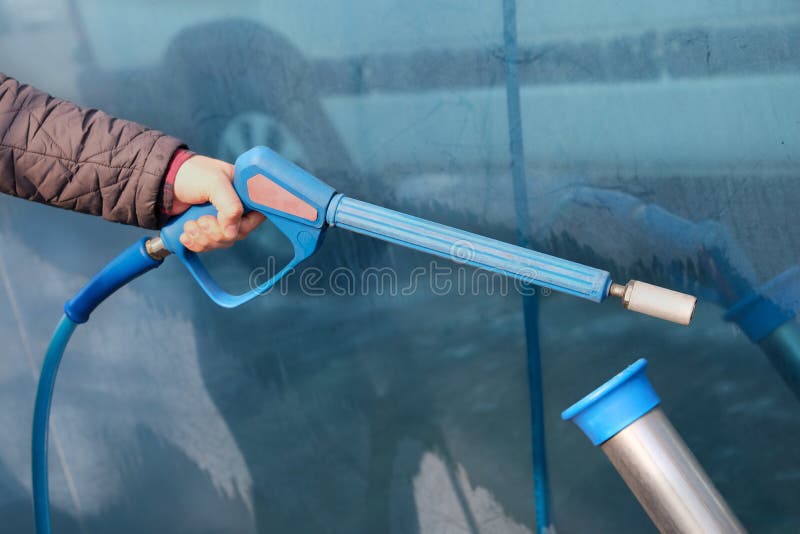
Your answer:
[179,220,203,252]
[179,215,236,253]
[208,178,244,240]
[179,211,266,252]
[198,214,225,244]
[237,212,267,239]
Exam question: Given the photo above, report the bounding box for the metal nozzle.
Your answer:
[145,236,171,261]
[609,280,696,326]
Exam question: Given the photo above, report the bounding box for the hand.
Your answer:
[171,155,266,252]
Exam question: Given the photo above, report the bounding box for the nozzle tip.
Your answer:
[616,280,696,326]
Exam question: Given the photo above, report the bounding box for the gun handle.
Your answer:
[160,146,336,307]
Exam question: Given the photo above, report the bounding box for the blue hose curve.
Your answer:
[32,238,163,533]
[32,315,77,534]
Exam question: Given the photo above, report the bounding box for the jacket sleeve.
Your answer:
[0,73,185,229]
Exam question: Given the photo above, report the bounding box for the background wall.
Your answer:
[1,1,799,532]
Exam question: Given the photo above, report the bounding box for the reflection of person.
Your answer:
[0,73,264,251]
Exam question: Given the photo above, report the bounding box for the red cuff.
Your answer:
[161,148,195,217]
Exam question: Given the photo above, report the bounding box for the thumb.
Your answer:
[208,179,244,239]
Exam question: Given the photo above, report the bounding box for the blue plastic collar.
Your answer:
[64,238,162,323]
[561,359,660,446]
[724,266,800,342]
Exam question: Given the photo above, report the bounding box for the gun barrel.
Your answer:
[327,195,611,302]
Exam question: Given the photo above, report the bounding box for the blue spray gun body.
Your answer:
[160,146,639,309]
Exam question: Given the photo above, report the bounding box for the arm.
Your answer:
[0,72,180,228]
[0,73,263,248]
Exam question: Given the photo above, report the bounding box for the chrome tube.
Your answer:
[602,408,745,534]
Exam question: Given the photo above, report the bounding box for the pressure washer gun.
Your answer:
[33,145,698,534]
[67,146,697,323]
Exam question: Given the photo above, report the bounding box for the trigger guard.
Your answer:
[160,204,326,308]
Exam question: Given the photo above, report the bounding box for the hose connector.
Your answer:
[609,280,696,326]
[145,236,171,260]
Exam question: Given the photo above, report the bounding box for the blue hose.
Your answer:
[32,315,77,534]
[32,238,163,533]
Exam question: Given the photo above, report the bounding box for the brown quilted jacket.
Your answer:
[0,73,185,229]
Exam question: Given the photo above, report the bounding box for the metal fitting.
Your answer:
[145,236,171,261]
